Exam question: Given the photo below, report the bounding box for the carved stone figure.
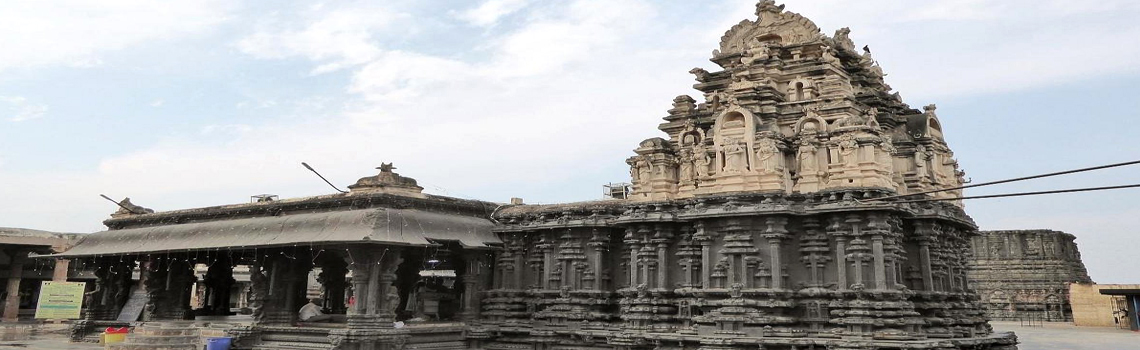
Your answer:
[754,138,782,174]
[741,40,775,65]
[635,158,652,181]
[722,139,749,173]
[689,67,712,82]
[836,135,858,167]
[914,144,930,179]
[833,27,854,51]
[696,150,713,177]
[834,112,869,128]
[249,263,268,322]
[797,140,819,174]
[820,46,840,65]
[679,151,695,182]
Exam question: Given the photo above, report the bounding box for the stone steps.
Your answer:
[251,342,333,350]
[405,340,467,350]
[107,323,201,350]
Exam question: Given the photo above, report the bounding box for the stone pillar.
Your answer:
[2,250,27,322]
[587,229,607,290]
[249,257,270,325]
[828,217,848,290]
[637,225,654,288]
[459,250,482,320]
[762,217,788,290]
[345,248,382,331]
[623,228,641,287]
[52,259,70,282]
[871,236,887,290]
[914,221,935,291]
[537,235,555,290]
[653,224,671,289]
[261,253,300,325]
[347,250,371,316]
[367,261,381,315]
[695,222,712,289]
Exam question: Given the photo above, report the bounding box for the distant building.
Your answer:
[968,229,1092,321]
[1069,283,1140,330]
[0,227,83,322]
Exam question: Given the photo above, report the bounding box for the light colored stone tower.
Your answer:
[627,0,964,203]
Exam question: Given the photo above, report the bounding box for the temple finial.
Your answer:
[755,0,784,16]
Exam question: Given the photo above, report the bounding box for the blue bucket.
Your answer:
[206,337,233,350]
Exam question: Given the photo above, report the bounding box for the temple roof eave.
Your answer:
[50,207,501,258]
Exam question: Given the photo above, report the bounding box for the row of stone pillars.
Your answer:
[74,245,489,337]
[3,250,70,322]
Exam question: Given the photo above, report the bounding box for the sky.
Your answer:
[1,0,1139,283]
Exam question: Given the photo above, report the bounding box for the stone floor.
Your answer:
[991,321,1139,350]
[0,322,1135,349]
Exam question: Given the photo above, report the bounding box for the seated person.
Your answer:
[299,298,335,322]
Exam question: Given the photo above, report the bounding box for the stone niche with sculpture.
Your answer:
[477,2,1017,350]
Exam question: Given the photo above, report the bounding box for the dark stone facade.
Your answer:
[476,197,1018,350]
[968,230,1092,322]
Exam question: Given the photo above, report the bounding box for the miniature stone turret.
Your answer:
[348,163,427,198]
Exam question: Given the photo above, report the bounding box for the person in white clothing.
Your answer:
[299,298,333,322]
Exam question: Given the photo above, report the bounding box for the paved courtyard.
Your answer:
[0,321,1135,349]
[990,321,1139,350]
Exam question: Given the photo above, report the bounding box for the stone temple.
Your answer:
[55,1,1018,350]
[968,230,1092,322]
[482,1,1015,349]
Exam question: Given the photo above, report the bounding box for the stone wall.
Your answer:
[968,229,1092,322]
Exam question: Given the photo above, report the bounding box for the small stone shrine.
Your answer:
[968,229,1092,322]
[477,1,1016,349]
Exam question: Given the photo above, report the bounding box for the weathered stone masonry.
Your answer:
[473,1,1017,349]
[968,229,1092,322]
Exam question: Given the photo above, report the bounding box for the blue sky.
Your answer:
[2,0,1139,283]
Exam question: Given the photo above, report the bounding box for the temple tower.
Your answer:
[482,1,1017,350]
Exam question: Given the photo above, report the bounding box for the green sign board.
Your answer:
[34,281,85,319]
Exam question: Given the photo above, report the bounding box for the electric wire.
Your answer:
[890,183,1140,203]
[867,159,1140,202]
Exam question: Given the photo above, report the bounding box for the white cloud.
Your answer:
[150,99,165,107]
[236,6,397,74]
[458,0,530,27]
[1,96,48,122]
[0,0,234,71]
[200,124,252,136]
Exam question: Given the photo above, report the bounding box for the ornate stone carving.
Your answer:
[969,230,1092,322]
[347,163,426,197]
